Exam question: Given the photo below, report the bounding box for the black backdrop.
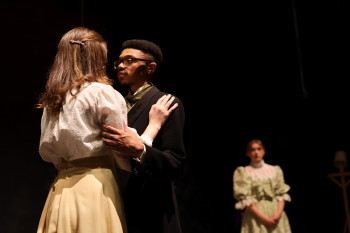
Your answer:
[0,0,348,232]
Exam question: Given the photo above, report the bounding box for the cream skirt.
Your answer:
[37,165,127,233]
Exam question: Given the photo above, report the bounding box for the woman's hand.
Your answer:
[143,94,178,140]
[148,94,178,130]
[247,204,278,228]
[271,200,285,224]
[260,215,278,228]
[271,212,282,223]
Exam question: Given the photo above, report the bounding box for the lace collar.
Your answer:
[250,160,265,168]
[245,160,276,181]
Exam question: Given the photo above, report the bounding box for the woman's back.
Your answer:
[39,82,127,166]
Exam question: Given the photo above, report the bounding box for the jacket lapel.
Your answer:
[127,86,160,127]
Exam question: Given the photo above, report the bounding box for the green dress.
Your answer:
[233,162,292,233]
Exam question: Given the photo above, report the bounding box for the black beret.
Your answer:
[121,39,163,64]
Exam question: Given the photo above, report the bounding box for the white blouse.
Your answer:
[39,82,142,171]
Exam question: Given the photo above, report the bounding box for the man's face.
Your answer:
[116,48,150,89]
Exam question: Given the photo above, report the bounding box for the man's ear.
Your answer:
[147,62,157,75]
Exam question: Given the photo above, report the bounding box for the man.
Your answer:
[102,39,186,233]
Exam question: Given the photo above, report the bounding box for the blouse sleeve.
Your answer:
[96,85,153,146]
[274,165,291,202]
[96,85,128,129]
[233,166,257,210]
[95,85,133,171]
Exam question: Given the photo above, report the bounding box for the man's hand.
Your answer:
[102,120,144,159]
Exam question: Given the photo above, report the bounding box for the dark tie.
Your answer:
[124,84,153,111]
[124,93,141,111]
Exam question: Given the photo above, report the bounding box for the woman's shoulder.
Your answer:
[83,82,122,97]
[274,165,285,174]
[233,166,247,175]
[233,166,249,183]
[271,164,282,170]
[73,82,124,107]
[264,164,284,175]
[85,81,112,91]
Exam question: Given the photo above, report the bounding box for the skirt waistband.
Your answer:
[56,156,115,171]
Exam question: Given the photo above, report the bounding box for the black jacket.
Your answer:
[124,86,186,233]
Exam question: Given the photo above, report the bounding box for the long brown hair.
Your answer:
[37,27,112,116]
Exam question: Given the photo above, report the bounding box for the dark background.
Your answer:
[0,0,348,232]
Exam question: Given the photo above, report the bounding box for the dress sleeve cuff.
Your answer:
[276,193,291,202]
[235,196,258,210]
[140,133,153,147]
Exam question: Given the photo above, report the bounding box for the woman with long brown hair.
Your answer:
[36,27,176,233]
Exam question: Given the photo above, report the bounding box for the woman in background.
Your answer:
[233,139,292,233]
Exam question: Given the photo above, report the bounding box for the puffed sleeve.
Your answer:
[95,84,133,171]
[95,85,152,145]
[233,166,257,210]
[274,165,291,202]
[96,85,128,129]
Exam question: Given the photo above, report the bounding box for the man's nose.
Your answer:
[117,62,126,71]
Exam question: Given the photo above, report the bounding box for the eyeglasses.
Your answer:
[113,56,153,69]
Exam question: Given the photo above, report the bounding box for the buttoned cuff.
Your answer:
[133,143,146,164]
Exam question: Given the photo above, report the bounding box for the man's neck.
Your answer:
[130,81,150,94]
